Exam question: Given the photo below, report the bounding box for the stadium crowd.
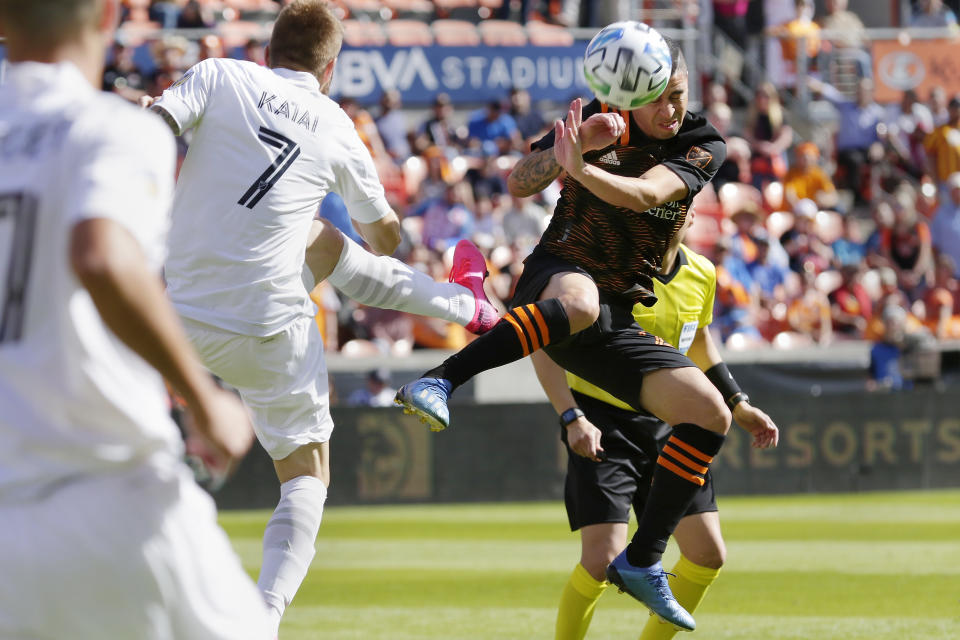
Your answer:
[101,0,960,375]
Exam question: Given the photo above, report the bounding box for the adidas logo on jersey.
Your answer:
[598,150,620,166]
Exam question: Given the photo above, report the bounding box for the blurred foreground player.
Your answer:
[0,1,269,638]
[532,210,778,640]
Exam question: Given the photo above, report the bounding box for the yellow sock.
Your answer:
[638,554,721,640]
[555,562,608,640]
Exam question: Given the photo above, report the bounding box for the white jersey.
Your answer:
[156,58,392,336]
[0,62,179,498]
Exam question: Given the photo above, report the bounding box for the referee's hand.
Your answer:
[565,416,605,462]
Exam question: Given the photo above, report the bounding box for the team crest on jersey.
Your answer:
[685,146,713,169]
[168,70,193,91]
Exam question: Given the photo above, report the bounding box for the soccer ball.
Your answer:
[583,21,672,110]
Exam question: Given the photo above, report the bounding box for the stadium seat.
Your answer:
[432,19,481,46]
[478,19,528,46]
[814,209,843,244]
[342,0,388,21]
[526,21,574,46]
[386,19,434,46]
[116,21,161,47]
[762,180,785,212]
[717,182,763,218]
[382,0,435,20]
[218,20,266,49]
[765,210,794,239]
[433,0,482,22]
[343,19,387,46]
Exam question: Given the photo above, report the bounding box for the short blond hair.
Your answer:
[268,0,343,74]
[0,0,103,48]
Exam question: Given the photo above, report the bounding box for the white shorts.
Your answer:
[183,315,334,459]
[0,462,270,640]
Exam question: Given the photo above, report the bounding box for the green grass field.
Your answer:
[221,490,960,639]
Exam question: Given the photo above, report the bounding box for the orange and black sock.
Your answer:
[626,423,725,568]
[425,299,570,389]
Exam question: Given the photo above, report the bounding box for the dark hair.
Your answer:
[662,36,687,77]
[269,0,343,73]
[0,0,103,48]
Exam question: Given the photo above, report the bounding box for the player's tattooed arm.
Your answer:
[149,104,182,136]
[507,148,563,197]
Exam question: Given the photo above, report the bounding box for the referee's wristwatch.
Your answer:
[559,407,585,428]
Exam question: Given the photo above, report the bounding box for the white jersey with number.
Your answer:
[0,62,179,497]
[156,58,392,336]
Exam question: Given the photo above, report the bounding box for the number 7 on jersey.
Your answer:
[238,126,301,209]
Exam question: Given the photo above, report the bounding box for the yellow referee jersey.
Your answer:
[566,244,716,411]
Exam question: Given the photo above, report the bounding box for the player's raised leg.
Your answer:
[395,269,596,430]
[305,218,497,334]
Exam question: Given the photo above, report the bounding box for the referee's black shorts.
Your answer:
[513,247,694,409]
[563,392,718,531]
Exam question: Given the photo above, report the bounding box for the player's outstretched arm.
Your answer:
[507,98,625,198]
[531,351,604,461]
[687,326,778,449]
[70,218,255,469]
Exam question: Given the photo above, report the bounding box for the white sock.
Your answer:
[326,235,476,325]
[257,475,327,634]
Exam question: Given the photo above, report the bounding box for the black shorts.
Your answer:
[564,392,718,531]
[513,247,694,409]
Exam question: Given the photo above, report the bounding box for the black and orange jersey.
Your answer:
[531,99,725,306]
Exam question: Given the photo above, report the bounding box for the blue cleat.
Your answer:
[394,377,454,432]
[606,551,696,632]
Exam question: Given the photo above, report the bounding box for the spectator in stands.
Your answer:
[882,89,934,180]
[375,89,411,162]
[243,38,267,66]
[149,0,181,29]
[780,199,832,274]
[768,0,822,75]
[820,0,866,49]
[868,304,909,391]
[865,200,896,268]
[414,93,463,154]
[466,100,521,156]
[807,77,884,206]
[931,172,960,275]
[829,264,871,337]
[148,34,189,95]
[713,0,751,49]
[197,34,226,61]
[924,96,960,189]
[501,194,548,247]
[347,368,397,407]
[421,184,476,252]
[783,141,839,211]
[102,41,146,100]
[466,152,508,204]
[786,265,833,345]
[713,240,764,344]
[919,255,960,339]
[929,86,950,127]
[509,87,547,149]
[831,214,867,267]
[177,0,213,29]
[745,82,793,188]
[747,231,791,301]
[883,190,935,298]
[910,0,959,28]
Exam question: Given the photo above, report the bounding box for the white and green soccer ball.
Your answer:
[583,21,672,110]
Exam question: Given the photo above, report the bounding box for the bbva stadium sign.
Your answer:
[330,44,591,105]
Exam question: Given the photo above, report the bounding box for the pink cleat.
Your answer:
[449,239,498,334]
